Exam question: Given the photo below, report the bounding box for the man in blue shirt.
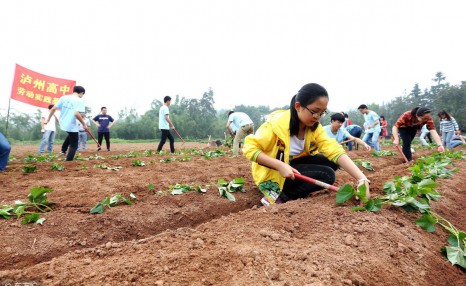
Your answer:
[157,96,175,153]
[45,86,88,161]
[323,113,370,151]
[92,107,116,151]
[226,110,254,156]
[358,104,381,151]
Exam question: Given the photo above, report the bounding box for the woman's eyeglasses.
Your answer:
[302,105,327,119]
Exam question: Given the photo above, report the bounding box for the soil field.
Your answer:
[0,142,465,286]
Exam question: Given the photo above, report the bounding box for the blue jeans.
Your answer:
[363,130,381,151]
[442,131,455,149]
[38,130,56,153]
[0,132,11,171]
[78,132,87,151]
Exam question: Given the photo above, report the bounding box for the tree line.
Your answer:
[1,72,464,143]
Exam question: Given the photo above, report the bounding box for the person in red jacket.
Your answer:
[392,107,444,161]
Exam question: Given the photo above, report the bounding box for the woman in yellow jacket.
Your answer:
[243,83,370,205]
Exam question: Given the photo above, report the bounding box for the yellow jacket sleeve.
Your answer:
[243,120,278,162]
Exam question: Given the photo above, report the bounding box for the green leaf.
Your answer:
[147,183,155,191]
[356,184,368,203]
[444,246,466,268]
[0,205,13,219]
[90,203,105,214]
[196,185,207,193]
[28,187,53,203]
[447,232,466,249]
[21,213,40,224]
[232,177,245,184]
[223,190,236,202]
[415,214,437,232]
[365,199,382,212]
[351,206,366,211]
[336,184,355,204]
[14,205,26,218]
[102,197,111,205]
[109,195,120,205]
[121,197,132,205]
[217,178,228,186]
[418,179,438,189]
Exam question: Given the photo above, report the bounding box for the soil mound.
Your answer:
[1,143,465,285]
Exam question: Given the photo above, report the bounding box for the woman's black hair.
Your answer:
[290,83,328,136]
[330,113,345,123]
[411,107,431,117]
[437,110,451,121]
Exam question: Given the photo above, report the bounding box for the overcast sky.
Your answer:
[1,0,465,117]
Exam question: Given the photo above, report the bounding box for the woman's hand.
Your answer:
[392,137,399,145]
[356,179,370,199]
[437,145,445,153]
[363,143,371,151]
[277,163,299,180]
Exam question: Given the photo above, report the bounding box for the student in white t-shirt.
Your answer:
[39,104,59,154]
[156,96,175,153]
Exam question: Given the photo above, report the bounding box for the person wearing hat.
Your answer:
[392,107,444,161]
[226,110,254,156]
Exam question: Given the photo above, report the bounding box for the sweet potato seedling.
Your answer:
[51,163,64,171]
[0,187,54,225]
[337,151,465,269]
[22,164,37,173]
[353,159,374,171]
[131,159,146,166]
[218,177,246,202]
[90,193,137,214]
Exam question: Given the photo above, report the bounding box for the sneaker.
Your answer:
[97,147,101,151]
[260,196,283,206]
[58,151,66,156]
[107,149,110,152]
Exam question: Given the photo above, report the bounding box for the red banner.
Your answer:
[10,64,76,108]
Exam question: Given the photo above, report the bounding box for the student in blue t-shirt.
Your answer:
[92,107,116,151]
[45,86,88,161]
[226,111,254,156]
[323,113,370,151]
[357,104,381,151]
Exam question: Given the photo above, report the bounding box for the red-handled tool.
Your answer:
[86,129,101,148]
[394,144,409,164]
[293,172,339,192]
[173,129,185,145]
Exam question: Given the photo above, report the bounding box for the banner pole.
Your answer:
[5,98,11,137]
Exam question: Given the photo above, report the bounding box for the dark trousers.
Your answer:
[348,126,363,151]
[157,129,175,153]
[62,132,79,161]
[98,132,111,150]
[281,154,338,201]
[399,127,417,161]
[426,133,432,143]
